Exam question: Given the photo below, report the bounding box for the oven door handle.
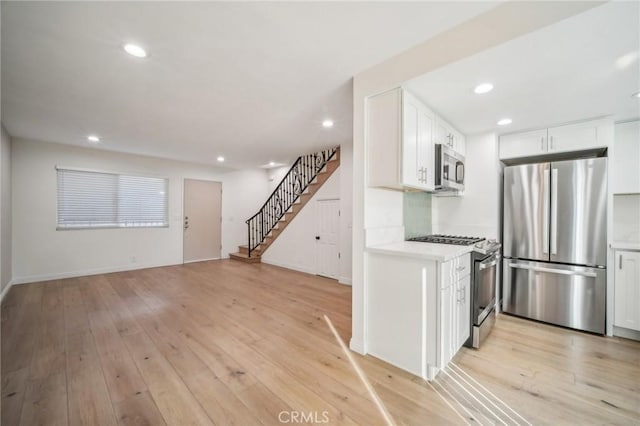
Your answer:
[479,255,501,270]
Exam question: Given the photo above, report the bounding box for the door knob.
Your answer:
[315,236,320,240]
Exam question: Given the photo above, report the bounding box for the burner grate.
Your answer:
[408,234,485,246]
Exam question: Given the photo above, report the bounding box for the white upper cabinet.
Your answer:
[435,116,465,156]
[499,129,548,160]
[402,91,435,190]
[499,118,612,161]
[612,120,640,194]
[548,120,607,154]
[367,88,435,191]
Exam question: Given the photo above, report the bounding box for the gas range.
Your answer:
[407,234,484,246]
[407,234,501,254]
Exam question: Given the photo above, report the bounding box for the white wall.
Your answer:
[351,2,600,353]
[612,120,640,243]
[267,165,291,192]
[11,138,353,285]
[12,138,229,283]
[613,195,640,243]
[261,169,340,274]
[221,168,272,256]
[1,126,12,298]
[339,142,353,284]
[259,146,353,284]
[432,133,500,239]
[612,120,640,195]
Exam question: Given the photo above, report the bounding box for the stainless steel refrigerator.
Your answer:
[502,157,607,334]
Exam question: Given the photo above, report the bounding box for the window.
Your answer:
[56,168,168,229]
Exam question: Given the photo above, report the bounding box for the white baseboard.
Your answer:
[0,280,14,303]
[11,261,183,285]
[338,276,352,286]
[349,337,365,354]
[613,325,640,341]
[260,258,316,276]
[183,257,221,264]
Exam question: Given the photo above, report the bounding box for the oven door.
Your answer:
[474,252,500,325]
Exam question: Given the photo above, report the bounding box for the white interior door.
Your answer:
[316,199,339,279]
[183,179,222,263]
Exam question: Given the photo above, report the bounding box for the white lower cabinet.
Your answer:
[440,256,471,367]
[614,250,640,332]
[366,251,471,380]
[456,277,471,349]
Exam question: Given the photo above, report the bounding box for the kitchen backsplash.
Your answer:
[403,191,432,239]
[613,194,640,242]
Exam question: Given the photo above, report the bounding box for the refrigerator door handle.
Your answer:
[543,170,550,254]
[551,168,558,255]
[508,262,597,278]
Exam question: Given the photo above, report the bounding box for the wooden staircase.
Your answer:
[230,147,340,263]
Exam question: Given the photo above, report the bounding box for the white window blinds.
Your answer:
[57,168,168,229]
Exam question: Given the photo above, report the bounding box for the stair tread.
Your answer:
[230,252,260,258]
[238,244,261,251]
[242,147,340,258]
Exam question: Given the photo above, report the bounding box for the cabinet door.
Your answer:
[439,283,455,366]
[418,106,435,191]
[402,92,423,189]
[456,276,471,350]
[433,117,448,147]
[499,129,548,160]
[612,121,640,194]
[455,131,466,156]
[614,251,640,331]
[548,120,606,154]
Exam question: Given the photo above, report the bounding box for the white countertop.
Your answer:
[611,241,640,251]
[366,241,473,262]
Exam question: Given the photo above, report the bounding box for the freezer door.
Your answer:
[502,260,606,334]
[550,158,607,266]
[503,163,550,261]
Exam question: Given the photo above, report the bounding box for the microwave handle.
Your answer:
[457,162,465,183]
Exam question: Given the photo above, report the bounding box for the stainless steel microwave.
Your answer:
[435,144,465,192]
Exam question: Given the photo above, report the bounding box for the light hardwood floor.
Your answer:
[2,260,639,425]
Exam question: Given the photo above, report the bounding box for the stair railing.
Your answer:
[245,147,338,257]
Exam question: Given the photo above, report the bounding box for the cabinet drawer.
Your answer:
[455,255,471,280]
[441,254,471,288]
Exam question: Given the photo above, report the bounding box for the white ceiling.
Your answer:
[405,1,640,137]
[1,1,498,169]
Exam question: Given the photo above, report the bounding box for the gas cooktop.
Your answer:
[407,234,485,246]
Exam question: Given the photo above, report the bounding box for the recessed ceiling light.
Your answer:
[123,43,147,58]
[216,156,225,162]
[87,135,100,143]
[632,91,640,98]
[322,119,334,128]
[497,118,513,126]
[473,83,494,94]
[269,161,276,166]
